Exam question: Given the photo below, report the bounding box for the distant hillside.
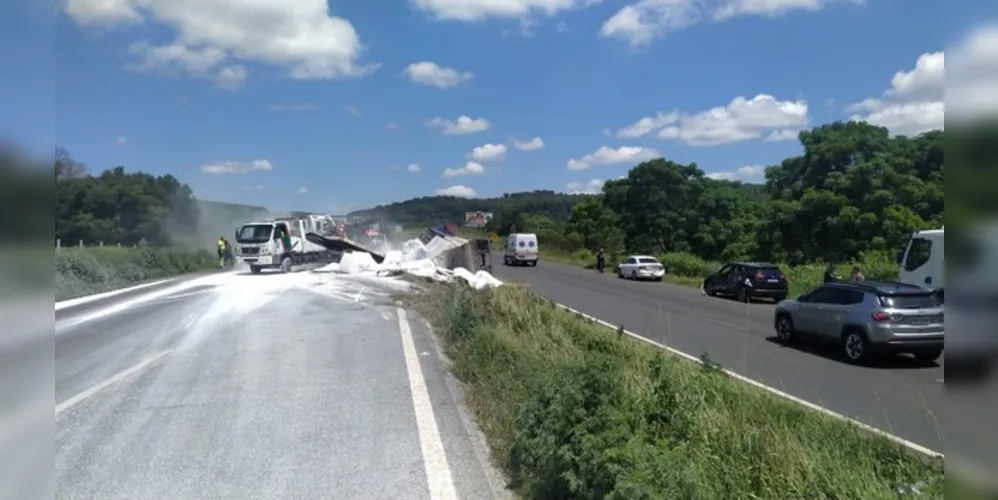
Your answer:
[349,190,595,227]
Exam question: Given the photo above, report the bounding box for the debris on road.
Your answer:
[314,237,504,291]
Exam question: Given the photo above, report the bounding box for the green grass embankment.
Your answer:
[543,248,898,297]
[55,246,218,301]
[411,282,943,499]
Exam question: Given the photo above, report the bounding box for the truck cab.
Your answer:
[897,228,944,297]
[235,220,295,273]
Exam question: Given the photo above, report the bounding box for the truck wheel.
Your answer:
[280,257,293,273]
[250,265,261,274]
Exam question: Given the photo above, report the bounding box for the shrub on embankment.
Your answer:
[549,248,899,297]
[411,283,943,499]
[55,246,217,301]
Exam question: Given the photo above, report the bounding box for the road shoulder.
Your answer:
[402,306,513,500]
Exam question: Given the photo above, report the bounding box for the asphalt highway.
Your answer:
[492,257,996,470]
[52,270,509,500]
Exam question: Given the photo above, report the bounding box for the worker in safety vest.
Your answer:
[217,236,226,267]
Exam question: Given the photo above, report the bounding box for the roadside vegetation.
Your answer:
[56,246,217,301]
[54,148,261,300]
[411,282,944,499]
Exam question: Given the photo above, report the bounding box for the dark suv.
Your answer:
[703,261,789,302]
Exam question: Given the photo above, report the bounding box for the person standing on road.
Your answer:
[217,236,226,268]
[851,266,865,281]
[596,248,606,273]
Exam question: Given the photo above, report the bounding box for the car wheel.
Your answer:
[654,276,662,282]
[630,270,638,280]
[703,282,716,297]
[775,315,797,344]
[250,265,261,274]
[841,329,871,365]
[913,348,943,364]
[736,287,749,303]
[617,268,624,278]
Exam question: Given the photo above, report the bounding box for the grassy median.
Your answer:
[56,246,218,301]
[410,282,943,499]
[544,248,898,297]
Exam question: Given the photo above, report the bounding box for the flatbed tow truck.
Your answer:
[235,215,384,274]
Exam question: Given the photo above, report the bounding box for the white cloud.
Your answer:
[406,163,422,172]
[386,122,398,130]
[404,61,474,88]
[63,0,377,87]
[426,116,492,135]
[200,159,274,174]
[845,51,944,136]
[270,103,316,112]
[126,41,247,89]
[468,143,507,162]
[706,164,766,183]
[509,136,545,151]
[847,24,998,133]
[600,0,860,47]
[246,184,266,191]
[615,112,678,138]
[947,24,998,121]
[410,0,600,21]
[599,0,701,48]
[113,136,127,145]
[443,161,486,178]
[435,185,477,198]
[616,94,808,146]
[566,146,660,170]
[345,105,362,117]
[566,178,605,194]
[297,187,309,194]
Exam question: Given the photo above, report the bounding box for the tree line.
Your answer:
[349,190,593,227]
[488,121,945,266]
[55,148,270,248]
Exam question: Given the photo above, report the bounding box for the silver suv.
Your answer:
[773,281,944,364]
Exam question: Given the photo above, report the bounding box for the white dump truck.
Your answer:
[234,216,337,274]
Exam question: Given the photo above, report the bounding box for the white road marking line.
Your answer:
[159,289,213,301]
[553,302,945,459]
[55,279,173,310]
[55,350,171,416]
[396,308,458,500]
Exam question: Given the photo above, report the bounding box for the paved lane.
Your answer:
[53,271,509,500]
[492,257,952,455]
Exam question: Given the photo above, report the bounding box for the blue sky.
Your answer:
[2,0,994,213]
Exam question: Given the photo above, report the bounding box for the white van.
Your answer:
[897,228,944,294]
[504,233,539,266]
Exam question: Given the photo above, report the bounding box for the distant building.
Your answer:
[465,211,493,227]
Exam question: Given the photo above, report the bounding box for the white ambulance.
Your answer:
[504,233,539,267]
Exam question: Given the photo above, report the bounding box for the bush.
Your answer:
[55,246,217,300]
[412,283,943,499]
